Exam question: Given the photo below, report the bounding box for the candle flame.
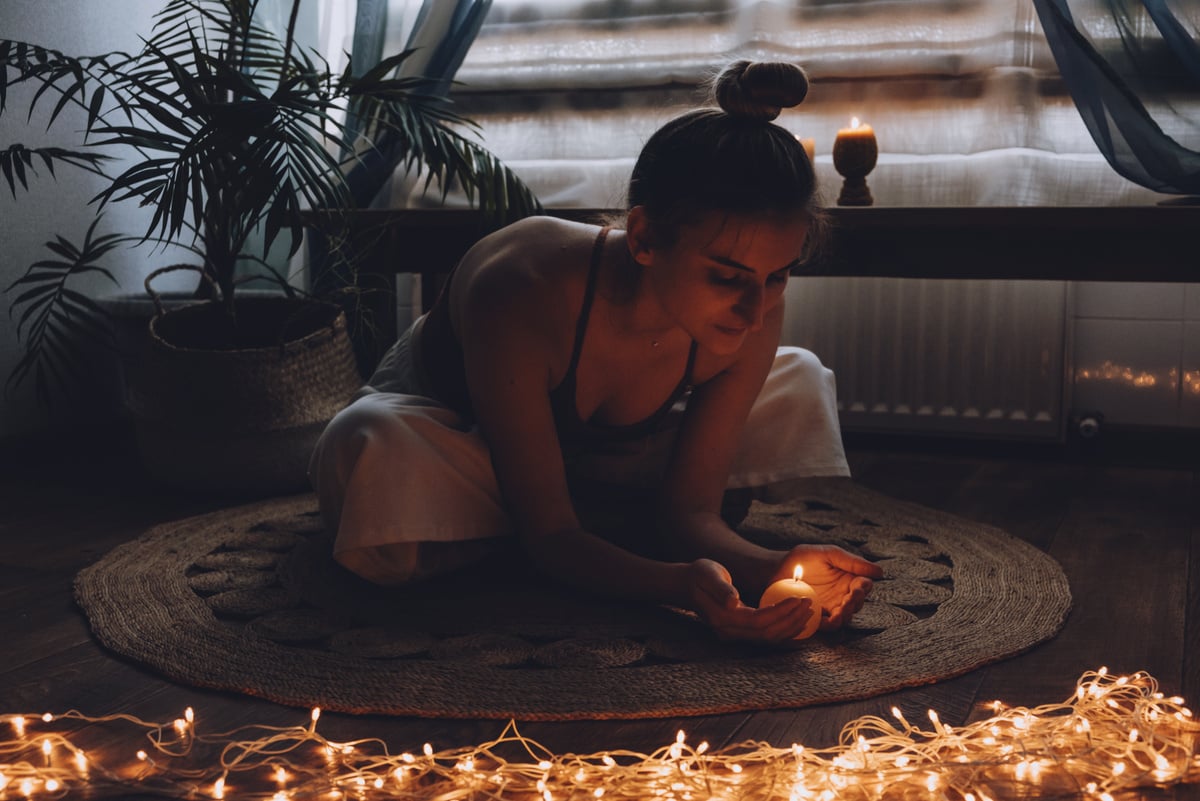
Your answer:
[850,117,860,128]
[792,565,804,582]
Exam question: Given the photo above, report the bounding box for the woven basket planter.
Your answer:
[126,296,361,496]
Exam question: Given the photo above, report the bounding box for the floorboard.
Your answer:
[969,466,1194,712]
[1184,472,1200,707]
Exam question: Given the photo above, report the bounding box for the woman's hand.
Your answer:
[769,545,883,630]
[683,559,817,644]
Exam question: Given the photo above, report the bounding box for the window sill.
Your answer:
[309,204,1199,355]
[315,203,1199,282]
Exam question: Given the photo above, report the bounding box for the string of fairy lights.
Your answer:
[1,668,1197,800]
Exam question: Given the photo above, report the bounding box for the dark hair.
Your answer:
[626,60,825,262]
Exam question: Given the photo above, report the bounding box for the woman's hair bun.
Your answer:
[713,60,809,121]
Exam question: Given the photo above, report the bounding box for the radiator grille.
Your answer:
[782,278,1067,439]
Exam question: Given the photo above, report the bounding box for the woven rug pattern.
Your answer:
[75,480,1071,720]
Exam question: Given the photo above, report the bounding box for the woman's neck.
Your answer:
[600,230,685,348]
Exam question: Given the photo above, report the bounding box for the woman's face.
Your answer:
[638,210,809,355]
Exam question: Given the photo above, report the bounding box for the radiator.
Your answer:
[782,278,1068,439]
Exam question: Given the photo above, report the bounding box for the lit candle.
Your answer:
[759,565,823,640]
[831,117,878,206]
[836,117,874,143]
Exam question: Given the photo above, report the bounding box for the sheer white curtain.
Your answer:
[424,0,1169,208]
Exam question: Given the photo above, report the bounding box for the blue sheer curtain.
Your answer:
[342,0,492,208]
[1033,0,1200,195]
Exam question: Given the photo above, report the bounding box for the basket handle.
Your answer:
[277,299,344,352]
[144,265,221,318]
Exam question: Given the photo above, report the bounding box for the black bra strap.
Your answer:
[563,226,610,381]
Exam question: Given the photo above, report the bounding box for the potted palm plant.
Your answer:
[2,0,539,494]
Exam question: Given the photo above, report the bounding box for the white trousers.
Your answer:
[308,321,849,584]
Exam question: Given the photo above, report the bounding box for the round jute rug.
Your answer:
[75,479,1071,720]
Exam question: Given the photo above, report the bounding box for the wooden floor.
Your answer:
[2,427,1198,798]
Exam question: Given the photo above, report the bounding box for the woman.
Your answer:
[310,60,881,644]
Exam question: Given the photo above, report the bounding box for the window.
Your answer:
[405,0,1175,207]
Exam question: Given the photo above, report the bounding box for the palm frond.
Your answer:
[362,96,540,222]
[4,220,122,404]
[1,40,140,135]
[4,0,542,408]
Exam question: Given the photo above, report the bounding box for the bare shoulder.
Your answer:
[450,215,604,337]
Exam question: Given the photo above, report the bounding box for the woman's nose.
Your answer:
[734,284,766,329]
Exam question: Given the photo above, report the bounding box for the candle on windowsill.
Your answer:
[759,564,822,640]
[832,117,878,206]
[798,137,815,164]
[835,117,875,146]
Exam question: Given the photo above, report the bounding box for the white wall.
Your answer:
[0,1,194,439]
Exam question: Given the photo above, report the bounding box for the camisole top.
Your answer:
[420,226,698,451]
[547,227,698,451]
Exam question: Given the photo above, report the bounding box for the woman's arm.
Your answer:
[657,304,881,619]
[657,305,789,595]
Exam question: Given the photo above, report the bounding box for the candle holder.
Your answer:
[832,125,878,206]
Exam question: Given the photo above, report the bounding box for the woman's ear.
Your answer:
[625,206,656,267]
